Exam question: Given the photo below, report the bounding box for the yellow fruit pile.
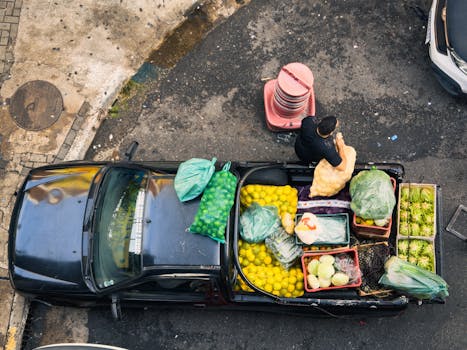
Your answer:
[235,240,304,298]
[240,184,298,217]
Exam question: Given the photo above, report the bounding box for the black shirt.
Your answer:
[294,116,342,166]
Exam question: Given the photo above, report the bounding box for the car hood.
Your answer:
[447,0,467,60]
[10,166,102,292]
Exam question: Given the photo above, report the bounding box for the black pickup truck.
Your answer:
[8,152,444,319]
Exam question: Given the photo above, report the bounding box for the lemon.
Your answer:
[287,284,295,293]
[264,284,273,293]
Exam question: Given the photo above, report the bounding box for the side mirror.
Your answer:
[124,141,139,161]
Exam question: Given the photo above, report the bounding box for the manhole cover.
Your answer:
[9,80,63,131]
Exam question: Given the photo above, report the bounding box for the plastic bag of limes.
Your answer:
[189,162,237,243]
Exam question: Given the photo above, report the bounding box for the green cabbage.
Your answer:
[349,168,396,220]
[401,187,410,201]
[420,188,434,203]
[409,187,421,203]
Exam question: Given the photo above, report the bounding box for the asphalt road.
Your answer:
[24,0,466,349]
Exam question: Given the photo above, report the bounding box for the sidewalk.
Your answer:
[0,1,244,348]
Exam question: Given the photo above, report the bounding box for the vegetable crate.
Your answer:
[351,177,396,240]
[397,183,437,239]
[294,213,350,247]
[301,248,362,293]
[396,237,436,273]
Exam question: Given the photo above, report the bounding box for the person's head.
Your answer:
[317,116,338,137]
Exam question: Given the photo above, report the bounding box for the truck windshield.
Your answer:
[92,167,147,289]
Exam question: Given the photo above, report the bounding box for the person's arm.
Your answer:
[334,132,347,171]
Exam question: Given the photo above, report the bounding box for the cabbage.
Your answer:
[401,187,410,201]
[400,200,410,210]
[349,168,396,220]
[409,187,421,203]
[417,256,433,271]
[410,208,423,223]
[399,210,409,222]
[420,225,433,237]
[399,222,410,236]
[409,222,421,236]
[398,239,409,253]
[420,188,434,203]
[424,214,434,225]
[409,239,423,256]
[421,243,434,258]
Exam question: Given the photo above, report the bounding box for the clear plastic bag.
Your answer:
[240,203,281,243]
[174,157,216,202]
[349,167,396,220]
[265,227,303,269]
[334,253,361,283]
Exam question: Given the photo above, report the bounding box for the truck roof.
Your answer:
[142,182,221,267]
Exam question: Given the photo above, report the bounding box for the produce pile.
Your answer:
[304,251,361,291]
[236,240,304,297]
[397,239,435,272]
[240,184,298,233]
[398,185,435,238]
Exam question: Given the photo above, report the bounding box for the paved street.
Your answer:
[17,0,467,349]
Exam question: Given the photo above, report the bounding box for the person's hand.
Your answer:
[335,132,345,148]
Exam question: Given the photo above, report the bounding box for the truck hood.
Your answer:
[10,166,102,292]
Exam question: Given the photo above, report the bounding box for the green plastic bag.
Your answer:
[189,162,237,243]
[378,256,449,301]
[240,203,281,243]
[174,157,216,202]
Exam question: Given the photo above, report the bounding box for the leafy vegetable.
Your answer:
[409,222,421,236]
[401,187,410,201]
[399,222,410,236]
[409,187,421,203]
[420,187,434,203]
[410,208,423,223]
[409,239,423,257]
[349,168,396,220]
[397,239,409,253]
[420,225,434,237]
[379,256,448,300]
[399,210,410,222]
[400,200,410,210]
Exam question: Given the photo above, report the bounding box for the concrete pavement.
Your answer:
[0,1,245,348]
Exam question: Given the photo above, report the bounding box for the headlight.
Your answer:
[450,49,467,75]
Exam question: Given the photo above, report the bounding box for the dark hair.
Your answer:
[317,116,337,136]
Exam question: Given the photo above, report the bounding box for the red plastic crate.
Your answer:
[351,177,396,240]
[301,248,362,292]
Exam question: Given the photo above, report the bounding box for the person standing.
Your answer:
[294,115,347,171]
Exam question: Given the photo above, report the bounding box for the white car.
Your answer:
[427,0,467,97]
